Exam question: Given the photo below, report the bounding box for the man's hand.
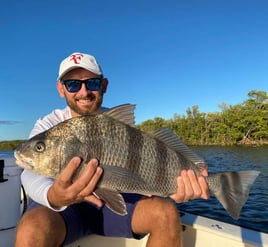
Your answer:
[170,168,210,203]
[47,157,103,208]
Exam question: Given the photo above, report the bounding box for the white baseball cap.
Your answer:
[57,52,103,80]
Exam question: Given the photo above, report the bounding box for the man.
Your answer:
[15,52,209,247]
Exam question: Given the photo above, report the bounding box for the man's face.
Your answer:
[57,68,108,117]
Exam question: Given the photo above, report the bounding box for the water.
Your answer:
[1,147,267,233]
[0,150,14,157]
[177,146,268,233]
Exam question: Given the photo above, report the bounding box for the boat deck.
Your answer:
[66,211,268,247]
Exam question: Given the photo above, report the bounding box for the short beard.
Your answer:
[66,94,103,116]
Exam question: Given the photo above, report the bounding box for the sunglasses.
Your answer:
[62,78,102,93]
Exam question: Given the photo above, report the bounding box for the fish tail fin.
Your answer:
[207,170,260,220]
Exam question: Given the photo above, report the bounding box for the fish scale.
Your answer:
[93,115,180,195]
[15,104,260,219]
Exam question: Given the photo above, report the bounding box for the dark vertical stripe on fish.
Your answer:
[154,139,168,186]
[86,116,104,162]
[125,125,144,173]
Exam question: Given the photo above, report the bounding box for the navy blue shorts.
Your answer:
[27,193,145,245]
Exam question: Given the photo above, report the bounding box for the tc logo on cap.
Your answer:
[70,53,84,64]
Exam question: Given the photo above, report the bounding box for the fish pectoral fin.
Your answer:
[94,188,127,216]
[101,164,147,188]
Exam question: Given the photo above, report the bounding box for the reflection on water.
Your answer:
[177,145,268,233]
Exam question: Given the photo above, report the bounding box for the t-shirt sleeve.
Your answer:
[22,108,70,211]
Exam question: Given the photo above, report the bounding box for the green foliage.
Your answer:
[0,140,25,150]
[138,90,268,145]
[2,90,268,147]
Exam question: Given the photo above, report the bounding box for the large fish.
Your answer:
[15,104,260,219]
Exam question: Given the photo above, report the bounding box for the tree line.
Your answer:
[138,90,268,146]
[0,140,25,151]
[1,90,268,150]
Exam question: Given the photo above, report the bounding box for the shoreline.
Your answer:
[1,139,268,151]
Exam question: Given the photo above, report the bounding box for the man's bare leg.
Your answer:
[132,197,182,247]
[15,206,66,247]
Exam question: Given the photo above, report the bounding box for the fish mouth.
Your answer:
[14,152,34,170]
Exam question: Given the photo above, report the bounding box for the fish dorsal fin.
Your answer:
[103,104,136,127]
[151,128,205,165]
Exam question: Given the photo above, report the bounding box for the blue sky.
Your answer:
[1,0,268,140]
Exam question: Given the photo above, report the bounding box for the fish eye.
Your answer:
[35,142,46,152]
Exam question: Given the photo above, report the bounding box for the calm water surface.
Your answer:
[1,147,267,233]
[177,145,268,233]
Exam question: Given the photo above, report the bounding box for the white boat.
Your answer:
[66,212,268,247]
[1,156,268,247]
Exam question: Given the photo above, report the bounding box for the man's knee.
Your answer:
[15,206,66,246]
[17,208,43,232]
[150,198,179,224]
[18,207,59,228]
[132,197,180,235]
